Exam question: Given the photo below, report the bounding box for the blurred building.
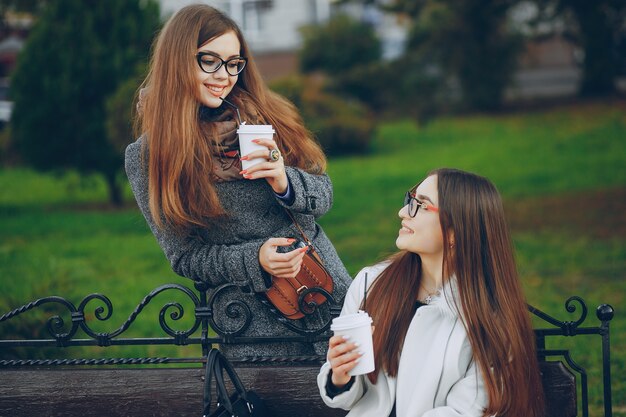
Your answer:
[0,10,32,78]
[162,0,331,52]
[506,34,582,102]
[159,0,595,97]
[505,2,583,101]
[0,11,32,125]
[160,1,625,97]
[0,0,616,115]
[159,0,408,80]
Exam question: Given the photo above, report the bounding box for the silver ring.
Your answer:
[269,148,281,162]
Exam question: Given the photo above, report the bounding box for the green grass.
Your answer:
[324,100,626,273]
[1,100,625,415]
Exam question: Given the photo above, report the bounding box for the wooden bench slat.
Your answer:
[540,361,577,417]
[0,361,578,417]
[0,366,346,417]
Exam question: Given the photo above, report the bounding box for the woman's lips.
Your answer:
[206,84,226,97]
[399,222,414,234]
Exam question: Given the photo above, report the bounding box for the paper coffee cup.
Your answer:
[237,124,275,170]
[331,311,374,376]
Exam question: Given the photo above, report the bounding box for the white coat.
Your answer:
[317,263,489,417]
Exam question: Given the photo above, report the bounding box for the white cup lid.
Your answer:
[330,311,372,331]
[237,124,274,134]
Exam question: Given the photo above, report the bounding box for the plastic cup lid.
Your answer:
[237,124,274,133]
[330,311,372,331]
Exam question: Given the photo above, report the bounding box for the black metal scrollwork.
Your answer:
[0,281,340,351]
[0,296,80,344]
[528,295,589,335]
[298,287,335,316]
[207,283,252,337]
[0,284,203,348]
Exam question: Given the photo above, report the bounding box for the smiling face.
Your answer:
[195,31,241,108]
[396,174,444,257]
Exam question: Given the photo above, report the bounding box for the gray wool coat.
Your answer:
[125,137,352,359]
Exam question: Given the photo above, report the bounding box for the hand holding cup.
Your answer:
[238,124,288,194]
[327,334,363,388]
[328,311,375,389]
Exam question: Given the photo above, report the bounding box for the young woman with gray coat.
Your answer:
[125,4,351,359]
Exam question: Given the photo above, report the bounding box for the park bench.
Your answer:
[0,281,614,417]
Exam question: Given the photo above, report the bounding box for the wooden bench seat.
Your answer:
[0,284,614,416]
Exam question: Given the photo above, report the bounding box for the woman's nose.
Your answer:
[398,204,408,218]
[213,64,229,79]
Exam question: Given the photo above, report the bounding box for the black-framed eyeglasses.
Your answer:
[404,191,439,217]
[196,52,247,76]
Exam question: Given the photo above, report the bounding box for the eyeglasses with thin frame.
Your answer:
[196,52,247,76]
[404,191,439,217]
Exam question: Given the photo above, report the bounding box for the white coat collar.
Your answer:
[365,262,462,321]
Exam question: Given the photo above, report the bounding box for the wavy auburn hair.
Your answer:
[136,4,326,229]
[364,168,544,417]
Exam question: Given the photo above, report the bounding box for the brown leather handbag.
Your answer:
[265,210,334,320]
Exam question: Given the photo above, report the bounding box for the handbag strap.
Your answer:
[213,351,252,409]
[202,348,222,417]
[283,208,328,266]
[283,208,313,246]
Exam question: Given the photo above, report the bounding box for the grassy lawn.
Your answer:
[1,99,624,415]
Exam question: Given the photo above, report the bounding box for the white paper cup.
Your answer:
[237,124,275,170]
[331,311,374,376]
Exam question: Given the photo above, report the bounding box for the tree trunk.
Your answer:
[571,1,617,96]
[105,171,123,207]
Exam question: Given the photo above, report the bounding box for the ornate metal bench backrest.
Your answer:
[0,283,615,416]
[0,281,339,365]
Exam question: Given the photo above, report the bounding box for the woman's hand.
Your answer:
[327,334,363,388]
[259,238,308,278]
[240,138,288,194]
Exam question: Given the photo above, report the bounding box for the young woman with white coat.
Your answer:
[318,168,545,417]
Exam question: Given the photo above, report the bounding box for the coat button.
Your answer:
[309,197,317,210]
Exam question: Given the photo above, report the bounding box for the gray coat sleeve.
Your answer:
[124,140,269,293]
[279,166,333,218]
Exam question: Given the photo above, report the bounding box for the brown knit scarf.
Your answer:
[202,101,263,182]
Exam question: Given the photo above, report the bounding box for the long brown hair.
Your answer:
[364,168,544,417]
[137,5,326,229]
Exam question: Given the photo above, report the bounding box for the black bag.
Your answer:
[203,349,269,417]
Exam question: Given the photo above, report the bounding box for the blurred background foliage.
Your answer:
[270,74,375,155]
[8,0,159,205]
[299,13,382,74]
[0,0,624,415]
[1,0,624,201]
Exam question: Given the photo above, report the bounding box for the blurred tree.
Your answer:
[296,14,379,151]
[106,70,144,165]
[10,0,159,205]
[396,0,522,110]
[338,0,523,111]
[299,14,382,74]
[533,0,625,96]
[298,3,445,121]
[271,75,376,156]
